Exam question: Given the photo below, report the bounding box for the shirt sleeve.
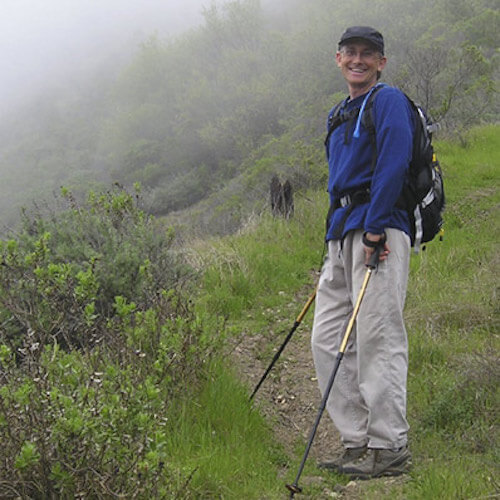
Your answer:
[364,87,414,235]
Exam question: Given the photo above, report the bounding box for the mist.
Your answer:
[0,0,495,234]
[0,0,208,115]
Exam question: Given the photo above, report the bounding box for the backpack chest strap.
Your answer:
[325,85,385,168]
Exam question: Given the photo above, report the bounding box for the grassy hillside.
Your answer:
[0,126,497,498]
[190,124,499,498]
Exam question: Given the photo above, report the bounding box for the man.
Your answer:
[311,26,414,479]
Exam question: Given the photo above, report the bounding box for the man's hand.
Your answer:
[363,232,390,265]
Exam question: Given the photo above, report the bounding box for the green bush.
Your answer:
[0,320,214,498]
[0,184,223,497]
[0,185,190,352]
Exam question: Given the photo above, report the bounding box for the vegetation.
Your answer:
[0,0,498,497]
[0,187,219,496]
[0,0,498,231]
[192,125,500,498]
[1,123,497,497]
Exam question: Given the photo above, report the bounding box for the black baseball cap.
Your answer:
[338,26,384,54]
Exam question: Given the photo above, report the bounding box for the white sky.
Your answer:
[0,0,208,111]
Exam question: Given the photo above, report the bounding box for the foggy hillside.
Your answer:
[0,2,497,498]
[0,0,206,115]
[0,0,497,233]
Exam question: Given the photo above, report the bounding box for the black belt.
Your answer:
[334,189,371,209]
[327,189,371,239]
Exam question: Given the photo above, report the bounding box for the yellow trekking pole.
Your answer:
[249,289,316,401]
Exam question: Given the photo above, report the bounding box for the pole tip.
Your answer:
[285,483,302,494]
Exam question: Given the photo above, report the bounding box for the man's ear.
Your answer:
[378,56,388,71]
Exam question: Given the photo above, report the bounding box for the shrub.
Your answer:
[0,184,190,352]
[0,311,216,498]
[0,184,223,497]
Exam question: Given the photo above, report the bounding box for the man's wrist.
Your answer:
[362,231,386,247]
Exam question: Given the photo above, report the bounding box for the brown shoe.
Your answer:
[318,446,368,472]
[339,446,412,479]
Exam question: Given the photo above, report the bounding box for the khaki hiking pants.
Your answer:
[311,228,410,450]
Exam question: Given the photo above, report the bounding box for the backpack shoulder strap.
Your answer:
[325,83,387,161]
[324,98,349,148]
[360,83,387,170]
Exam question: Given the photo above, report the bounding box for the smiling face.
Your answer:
[336,40,387,98]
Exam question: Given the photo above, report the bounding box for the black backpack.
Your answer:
[325,84,445,252]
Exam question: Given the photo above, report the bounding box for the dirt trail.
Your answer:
[230,286,353,499]
[234,315,341,462]
[231,286,409,499]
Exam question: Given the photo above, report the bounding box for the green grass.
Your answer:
[379,126,499,498]
[409,457,496,499]
[189,125,499,498]
[163,361,287,499]
[194,189,326,325]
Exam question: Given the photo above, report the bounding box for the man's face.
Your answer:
[336,41,387,92]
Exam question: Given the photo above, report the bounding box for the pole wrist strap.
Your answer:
[362,232,386,247]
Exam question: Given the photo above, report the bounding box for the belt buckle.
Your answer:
[340,195,351,207]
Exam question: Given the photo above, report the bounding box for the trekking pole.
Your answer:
[285,241,384,498]
[249,289,316,401]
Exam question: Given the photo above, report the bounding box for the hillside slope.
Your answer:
[0,120,497,497]
[194,124,499,498]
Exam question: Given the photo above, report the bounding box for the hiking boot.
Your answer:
[339,446,412,479]
[318,446,368,472]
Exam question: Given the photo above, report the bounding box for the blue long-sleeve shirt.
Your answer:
[325,84,415,241]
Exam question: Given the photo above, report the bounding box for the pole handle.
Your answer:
[366,233,386,269]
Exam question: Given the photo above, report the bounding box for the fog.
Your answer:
[0,0,209,114]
